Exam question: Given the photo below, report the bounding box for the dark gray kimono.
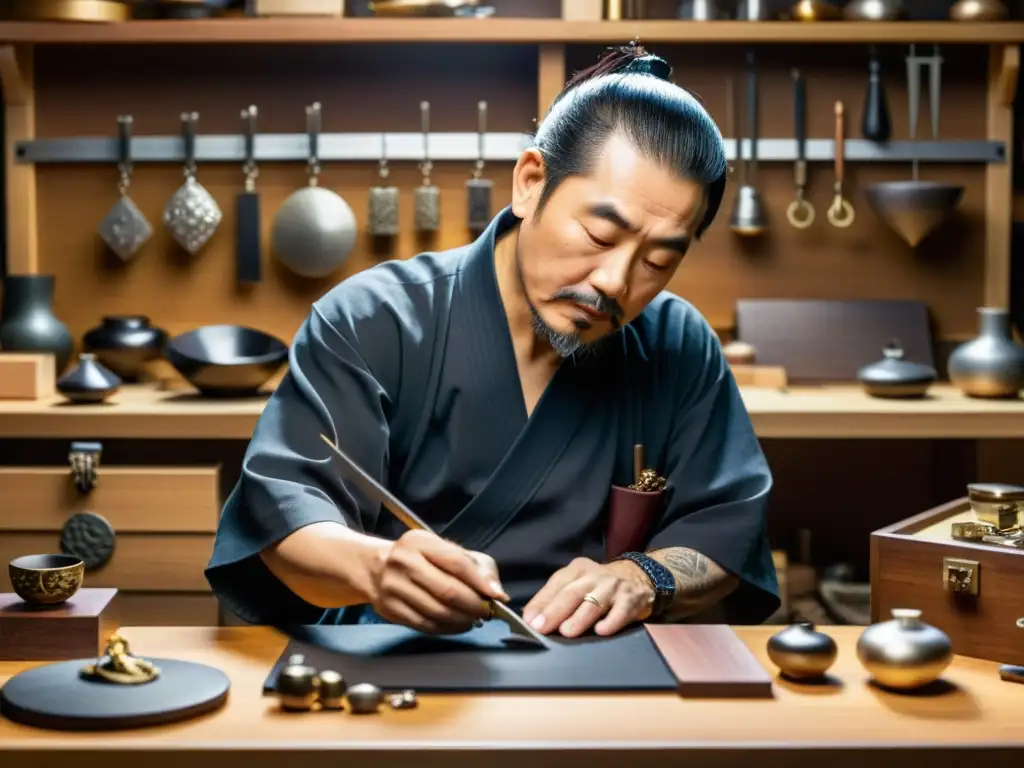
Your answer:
[206,207,779,627]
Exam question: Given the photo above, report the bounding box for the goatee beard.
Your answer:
[529,305,588,359]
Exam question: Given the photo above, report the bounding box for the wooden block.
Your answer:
[0,587,119,661]
[645,624,774,698]
[0,352,54,399]
[562,0,603,19]
[731,364,788,390]
[255,0,344,15]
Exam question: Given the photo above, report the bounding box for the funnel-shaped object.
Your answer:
[730,185,767,237]
[864,181,963,247]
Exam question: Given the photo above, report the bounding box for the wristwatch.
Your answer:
[614,551,676,620]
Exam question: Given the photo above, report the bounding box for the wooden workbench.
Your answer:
[1,625,1022,768]
[0,383,1022,440]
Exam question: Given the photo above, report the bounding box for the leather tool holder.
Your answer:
[605,484,664,561]
[236,106,261,285]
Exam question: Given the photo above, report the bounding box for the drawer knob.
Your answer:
[943,557,980,596]
[60,511,116,571]
[68,441,103,493]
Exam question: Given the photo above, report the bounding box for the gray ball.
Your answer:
[272,186,357,279]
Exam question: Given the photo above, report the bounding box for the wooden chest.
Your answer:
[871,497,1024,666]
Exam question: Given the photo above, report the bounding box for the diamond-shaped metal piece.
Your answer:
[97,196,153,262]
[163,176,222,255]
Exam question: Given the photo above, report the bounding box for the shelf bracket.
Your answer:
[997,44,1020,108]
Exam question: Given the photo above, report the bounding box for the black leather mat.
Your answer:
[264,622,676,693]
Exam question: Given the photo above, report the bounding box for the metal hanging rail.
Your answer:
[13,133,1006,165]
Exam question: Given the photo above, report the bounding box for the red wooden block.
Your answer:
[0,587,120,661]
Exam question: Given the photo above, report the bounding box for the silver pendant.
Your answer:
[414,184,440,233]
[163,176,222,255]
[368,185,399,237]
[98,195,153,262]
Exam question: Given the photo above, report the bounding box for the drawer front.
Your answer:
[0,532,213,592]
[872,536,1024,666]
[117,593,221,626]
[0,466,220,533]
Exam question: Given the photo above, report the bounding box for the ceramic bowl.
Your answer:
[165,324,289,397]
[9,554,85,606]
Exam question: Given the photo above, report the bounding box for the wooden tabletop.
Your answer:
[1,383,1023,439]
[2,625,1023,768]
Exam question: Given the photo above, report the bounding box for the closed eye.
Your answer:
[585,231,613,248]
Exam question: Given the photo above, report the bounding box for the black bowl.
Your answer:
[165,325,288,397]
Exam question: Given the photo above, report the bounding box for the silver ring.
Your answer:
[582,593,602,608]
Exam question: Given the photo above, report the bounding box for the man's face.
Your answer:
[510,133,707,357]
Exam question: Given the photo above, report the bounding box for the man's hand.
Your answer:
[522,557,654,638]
[368,530,510,635]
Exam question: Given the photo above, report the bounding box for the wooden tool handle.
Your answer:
[833,100,845,184]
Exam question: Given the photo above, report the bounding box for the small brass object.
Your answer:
[951,520,996,541]
[316,669,346,710]
[389,689,418,709]
[69,441,102,493]
[630,468,666,492]
[943,557,980,596]
[856,608,953,690]
[276,654,319,711]
[346,682,384,714]
[81,633,160,685]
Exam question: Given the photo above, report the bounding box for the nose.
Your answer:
[589,247,631,300]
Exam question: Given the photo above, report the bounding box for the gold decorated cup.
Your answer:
[9,554,85,606]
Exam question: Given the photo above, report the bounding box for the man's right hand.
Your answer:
[367,530,510,634]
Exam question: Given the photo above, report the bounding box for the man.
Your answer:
[206,44,779,639]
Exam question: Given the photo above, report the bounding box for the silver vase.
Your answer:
[948,307,1024,398]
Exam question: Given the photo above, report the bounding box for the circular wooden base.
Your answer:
[0,657,230,731]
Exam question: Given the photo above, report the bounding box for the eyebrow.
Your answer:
[586,202,691,255]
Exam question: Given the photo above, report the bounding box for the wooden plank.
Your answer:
[645,624,774,698]
[1,20,1024,45]
[984,44,1016,309]
[0,533,214,592]
[0,43,36,274]
[537,43,565,124]
[0,466,220,533]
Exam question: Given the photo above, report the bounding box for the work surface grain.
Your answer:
[1,625,1023,768]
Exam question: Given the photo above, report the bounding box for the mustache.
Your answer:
[551,288,623,322]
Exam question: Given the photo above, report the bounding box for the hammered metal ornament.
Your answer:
[368,133,399,237]
[97,115,152,261]
[466,100,493,233]
[414,101,441,233]
[163,111,222,255]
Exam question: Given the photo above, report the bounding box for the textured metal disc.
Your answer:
[60,512,116,570]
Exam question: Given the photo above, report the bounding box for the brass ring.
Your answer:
[785,199,815,229]
[826,197,855,228]
[582,593,603,609]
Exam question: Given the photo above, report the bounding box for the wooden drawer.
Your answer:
[118,593,221,626]
[0,466,219,533]
[871,497,1024,667]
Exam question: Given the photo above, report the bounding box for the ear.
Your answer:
[510,148,546,220]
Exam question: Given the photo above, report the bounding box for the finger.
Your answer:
[404,553,493,618]
[383,571,482,627]
[468,551,510,602]
[522,566,577,626]
[594,584,650,637]
[559,577,618,638]
[420,539,506,601]
[530,575,598,635]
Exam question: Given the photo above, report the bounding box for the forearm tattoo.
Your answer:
[649,546,739,621]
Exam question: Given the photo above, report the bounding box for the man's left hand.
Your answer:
[522,557,655,638]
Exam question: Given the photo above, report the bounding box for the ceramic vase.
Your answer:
[56,353,122,404]
[82,315,168,382]
[0,275,74,374]
[947,307,1024,398]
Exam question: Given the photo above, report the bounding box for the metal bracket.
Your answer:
[943,556,980,596]
[12,134,1007,166]
[69,441,102,494]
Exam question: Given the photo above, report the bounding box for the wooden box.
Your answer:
[871,497,1024,666]
[0,353,54,399]
[0,587,120,661]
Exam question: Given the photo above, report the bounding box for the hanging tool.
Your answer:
[235,106,261,285]
[465,100,492,233]
[729,50,766,237]
[826,100,855,228]
[786,69,814,229]
[861,45,891,142]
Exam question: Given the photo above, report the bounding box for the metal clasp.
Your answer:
[943,557,980,596]
[69,441,102,493]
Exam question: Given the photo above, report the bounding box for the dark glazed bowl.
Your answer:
[82,315,168,382]
[165,324,288,397]
[9,554,85,606]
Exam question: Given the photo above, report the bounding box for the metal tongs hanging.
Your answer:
[906,43,944,180]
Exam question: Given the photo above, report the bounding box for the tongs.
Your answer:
[319,434,549,648]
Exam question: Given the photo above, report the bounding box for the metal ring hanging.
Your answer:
[786,198,815,229]
[827,196,855,228]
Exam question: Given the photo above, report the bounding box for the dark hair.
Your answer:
[533,42,727,239]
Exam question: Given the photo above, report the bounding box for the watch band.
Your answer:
[614,551,676,619]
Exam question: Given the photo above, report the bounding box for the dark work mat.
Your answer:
[263,621,676,693]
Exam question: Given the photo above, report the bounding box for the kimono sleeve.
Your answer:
[644,314,780,625]
[205,294,397,626]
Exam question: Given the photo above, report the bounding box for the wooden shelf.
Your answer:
[0,19,1022,45]
[0,384,1022,440]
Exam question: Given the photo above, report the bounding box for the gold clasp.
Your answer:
[943,557,980,596]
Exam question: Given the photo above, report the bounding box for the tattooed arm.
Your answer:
[646,547,739,621]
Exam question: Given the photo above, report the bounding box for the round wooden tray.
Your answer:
[0,657,230,731]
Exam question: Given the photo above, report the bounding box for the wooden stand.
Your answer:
[0,587,119,661]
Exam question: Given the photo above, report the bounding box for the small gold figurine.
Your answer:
[81,632,160,685]
[630,468,666,493]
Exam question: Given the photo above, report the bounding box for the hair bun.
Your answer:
[623,54,672,81]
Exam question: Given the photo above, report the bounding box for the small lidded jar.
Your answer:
[967,482,1024,530]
